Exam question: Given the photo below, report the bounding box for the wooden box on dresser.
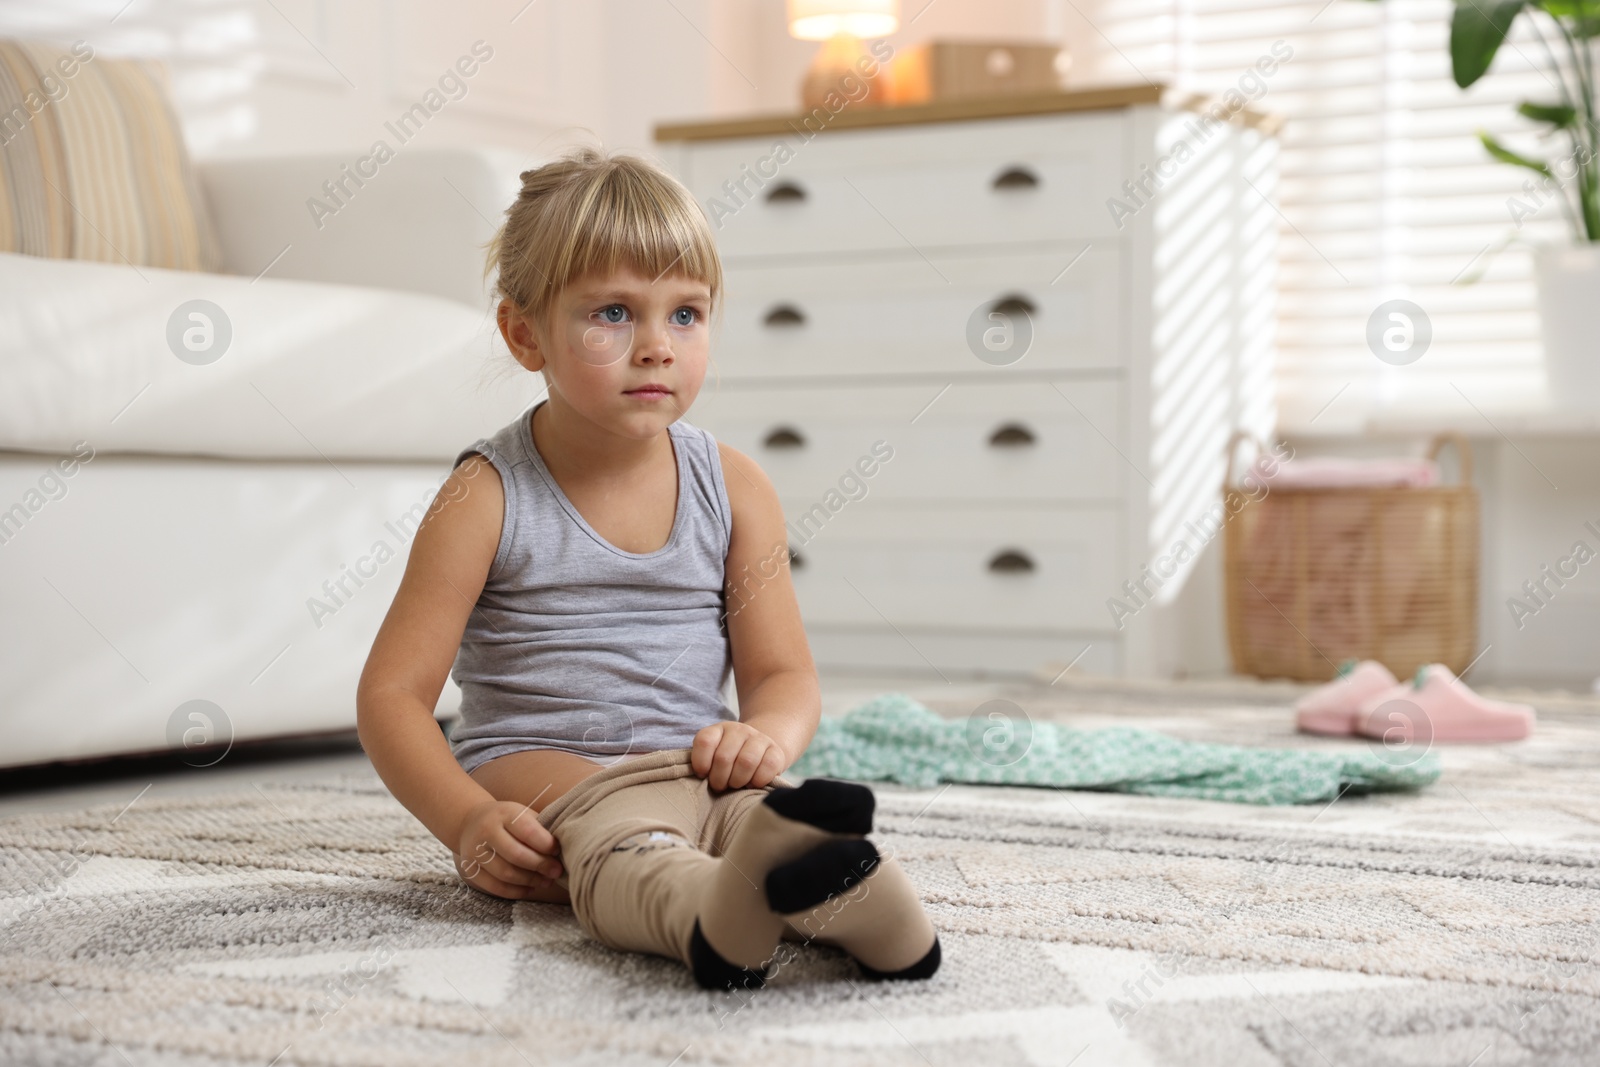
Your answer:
[655,85,1279,680]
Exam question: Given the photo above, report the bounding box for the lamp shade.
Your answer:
[786,0,899,41]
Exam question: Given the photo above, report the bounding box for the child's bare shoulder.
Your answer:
[714,440,777,507]
[412,452,505,567]
[715,440,784,541]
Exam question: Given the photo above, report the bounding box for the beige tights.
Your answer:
[534,749,939,989]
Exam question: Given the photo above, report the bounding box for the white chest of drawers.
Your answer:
[656,86,1279,680]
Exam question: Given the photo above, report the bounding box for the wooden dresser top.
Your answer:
[654,84,1167,143]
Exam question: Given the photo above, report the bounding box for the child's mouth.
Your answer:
[624,386,672,399]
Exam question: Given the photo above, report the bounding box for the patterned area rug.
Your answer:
[3,677,1599,1066]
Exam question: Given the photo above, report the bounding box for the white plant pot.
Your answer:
[1535,243,1600,409]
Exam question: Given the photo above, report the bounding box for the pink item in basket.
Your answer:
[1355,664,1535,744]
[1294,659,1400,735]
[1259,457,1441,489]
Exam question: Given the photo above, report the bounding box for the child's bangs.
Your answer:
[558,166,721,300]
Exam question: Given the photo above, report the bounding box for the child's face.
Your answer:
[501,265,712,438]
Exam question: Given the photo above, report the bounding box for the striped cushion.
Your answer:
[0,39,219,272]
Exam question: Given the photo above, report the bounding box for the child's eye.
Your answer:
[596,304,630,325]
[671,307,699,327]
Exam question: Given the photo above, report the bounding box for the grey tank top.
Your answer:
[447,399,737,773]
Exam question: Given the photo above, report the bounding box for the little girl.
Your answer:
[356,147,940,991]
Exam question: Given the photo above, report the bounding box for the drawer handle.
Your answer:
[788,546,805,570]
[764,304,806,328]
[988,549,1036,574]
[990,293,1036,318]
[764,426,806,449]
[992,166,1040,191]
[988,422,1037,447]
[766,181,807,203]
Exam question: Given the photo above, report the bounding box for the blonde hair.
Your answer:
[486,147,722,327]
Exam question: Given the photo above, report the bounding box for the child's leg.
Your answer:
[539,751,880,990]
[694,778,881,986]
[777,854,942,980]
[715,782,941,982]
[542,771,715,964]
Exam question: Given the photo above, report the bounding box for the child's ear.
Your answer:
[497,300,546,373]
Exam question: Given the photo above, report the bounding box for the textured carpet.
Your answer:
[3,677,1599,1066]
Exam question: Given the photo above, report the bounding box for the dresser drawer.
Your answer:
[783,503,1122,633]
[691,379,1126,503]
[684,111,1129,258]
[713,245,1119,378]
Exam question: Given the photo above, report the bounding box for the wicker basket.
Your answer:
[1223,432,1479,683]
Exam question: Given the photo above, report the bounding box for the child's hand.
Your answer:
[454,800,564,900]
[691,722,787,791]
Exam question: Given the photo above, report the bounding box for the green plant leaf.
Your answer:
[1536,0,1600,34]
[1518,100,1579,126]
[1452,0,1528,88]
[1480,130,1556,177]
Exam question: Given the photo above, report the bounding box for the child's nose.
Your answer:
[633,324,674,363]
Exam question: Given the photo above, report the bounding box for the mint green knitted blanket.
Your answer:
[790,692,1441,806]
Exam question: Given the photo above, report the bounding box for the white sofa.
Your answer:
[0,148,542,770]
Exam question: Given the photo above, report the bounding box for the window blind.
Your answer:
[1075,0,1570,429]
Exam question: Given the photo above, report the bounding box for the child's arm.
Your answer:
[693,443,823,791]
[356,455,564,899]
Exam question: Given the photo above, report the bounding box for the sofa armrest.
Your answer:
[196,147,530,310]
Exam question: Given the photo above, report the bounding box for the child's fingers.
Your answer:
[710,732,755,791]
[750,745,786,788]
[691,725,724,778]
[706,734,737,791]
[500,858,562,887]
[726,739,770,790]
[489,827,564,880]
[476,845,558,887]
[502,811,562,857]
[462,865,546,901]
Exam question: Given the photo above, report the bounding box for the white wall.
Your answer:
[0,0,1100,161]
[0,0,707,160]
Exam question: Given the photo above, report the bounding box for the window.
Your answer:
[1074,0,1567,428]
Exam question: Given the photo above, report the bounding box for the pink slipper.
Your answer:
[1355,664,1535,743]
[1294,660,1399,735]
